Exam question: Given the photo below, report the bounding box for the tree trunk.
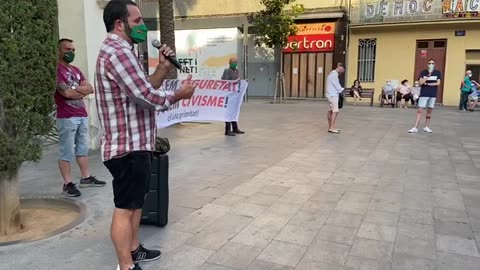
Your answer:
[159,0,178,79]
[0,170,22,235]
[274,43,284,102]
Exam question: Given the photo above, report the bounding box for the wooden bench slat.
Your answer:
[343,88,375,106]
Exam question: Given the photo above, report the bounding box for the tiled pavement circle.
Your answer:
[1,100,480,270]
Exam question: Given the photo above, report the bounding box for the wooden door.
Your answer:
[283,52,334,98]
[414,40,447,103]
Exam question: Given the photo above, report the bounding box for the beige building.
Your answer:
[141,0,349,98]
[58,0,480,106]
[347,0,480,106]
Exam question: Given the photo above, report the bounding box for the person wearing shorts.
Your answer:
[468,84,480,111]
[326,64,345,134]
[95,2,196,270]
[55,38,105,197]
[408,59,442,133]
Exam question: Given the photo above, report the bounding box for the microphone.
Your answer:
[151,40,182,70]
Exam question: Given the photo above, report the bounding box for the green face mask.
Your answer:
[230,63,238,69]
[126,22,148,44]
[63,51,75,63]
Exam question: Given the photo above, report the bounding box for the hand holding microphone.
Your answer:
[152,40,182,70]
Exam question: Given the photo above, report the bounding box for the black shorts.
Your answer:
[104,151,152,209]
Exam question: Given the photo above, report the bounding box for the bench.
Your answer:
[343,88,375,106]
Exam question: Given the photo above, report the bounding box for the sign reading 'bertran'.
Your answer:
[283,23,335,53]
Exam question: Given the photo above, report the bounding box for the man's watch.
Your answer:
[72,86,77,90]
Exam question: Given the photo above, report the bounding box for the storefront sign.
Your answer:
[442,0,480,16]
[355,0,444,24]
[283,23,335,53]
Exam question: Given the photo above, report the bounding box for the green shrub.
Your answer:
[0,0,58,175]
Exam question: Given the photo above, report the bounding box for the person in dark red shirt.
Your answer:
[56,38,105,197]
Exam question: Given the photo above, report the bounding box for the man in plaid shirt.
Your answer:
[95,1,195,270]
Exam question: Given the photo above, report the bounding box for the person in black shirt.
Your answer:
[408,59,441,133]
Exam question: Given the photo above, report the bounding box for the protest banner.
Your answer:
[156,79,248,128]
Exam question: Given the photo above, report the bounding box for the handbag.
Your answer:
[338,94,344,109]
[155,137,171,154]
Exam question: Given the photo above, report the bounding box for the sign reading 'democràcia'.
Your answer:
[353,0,448,24]
[357,0,479,24]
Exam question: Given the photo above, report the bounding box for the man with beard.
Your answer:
[95,1,196,270]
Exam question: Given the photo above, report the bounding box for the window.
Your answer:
[357,39,377,82]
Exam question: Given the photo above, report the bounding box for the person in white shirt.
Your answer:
[326,64,345,134]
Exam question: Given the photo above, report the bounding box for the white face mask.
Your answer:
[428,64,434,71]
[387,82,391,85]
[468,74,472,77]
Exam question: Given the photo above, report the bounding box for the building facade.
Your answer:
[140,0,349,98]
[58,0,480,105]
[347,0,480,106]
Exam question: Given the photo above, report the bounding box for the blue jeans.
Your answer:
[57,117,89,162]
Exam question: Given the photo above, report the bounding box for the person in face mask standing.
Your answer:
[460,70,474,111]
[221,58,245,136]
[95,1,196,270]
[55,39,106,197]
[222,57,245,136]
[408,59,442,133]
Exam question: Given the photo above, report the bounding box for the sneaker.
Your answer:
[79,175,106,188]
[131,244,161,263]
[408,127,418,133]
[63,182,81,197]
[423,127,433,133]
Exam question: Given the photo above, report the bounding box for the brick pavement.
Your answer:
[1,100,480,270]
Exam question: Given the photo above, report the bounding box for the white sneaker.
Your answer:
[408,127,418,133]
[423,127,432,133]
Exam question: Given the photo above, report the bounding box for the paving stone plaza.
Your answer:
[1,100,480,270]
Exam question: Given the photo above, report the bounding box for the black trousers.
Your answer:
[225,121,238,131]
[459,91,469,110]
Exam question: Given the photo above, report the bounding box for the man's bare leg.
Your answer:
[130,209,142,251]
[425,108,433,127]
[327,111,332,129]
[59,160,72,184]
[76,156,91,179]
[330,112,338,130]
[414,108,423,128]
[111,208,135,270]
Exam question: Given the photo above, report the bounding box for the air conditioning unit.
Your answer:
[97,0,110,8]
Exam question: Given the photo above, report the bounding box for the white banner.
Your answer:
[156,79,248,128]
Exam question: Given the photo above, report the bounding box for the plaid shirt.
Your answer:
[95,33,175,161]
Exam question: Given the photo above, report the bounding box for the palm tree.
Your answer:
[158,0,177,79]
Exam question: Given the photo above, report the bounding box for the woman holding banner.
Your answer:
[222,57,245,136]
